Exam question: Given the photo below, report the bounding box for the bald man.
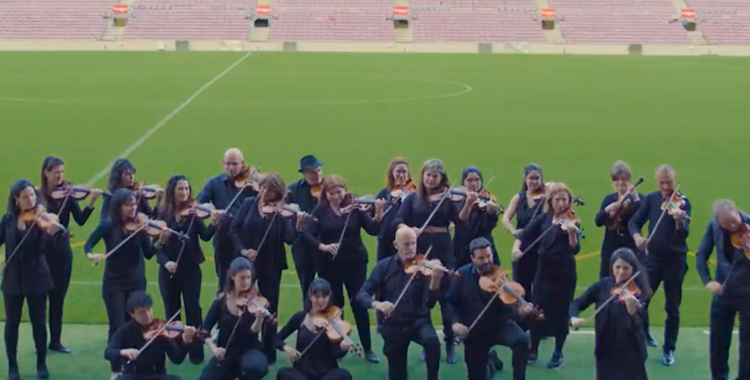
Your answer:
[628,164,691,366]
[357,226,443,380]
[197,148,258,291]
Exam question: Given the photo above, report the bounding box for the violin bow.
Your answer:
[388,245,434,317]
[575,271,641,329]
[644,184,681,256]
[298,306,345,357]
[224,163,264,215]
[2,223,38,271]
[128,309,182,364]
[170,213,197,279]
[418,179,458,234]
[94,222,149,266]
[331,186,360,261]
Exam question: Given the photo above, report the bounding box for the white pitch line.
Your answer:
[85,52,252,186]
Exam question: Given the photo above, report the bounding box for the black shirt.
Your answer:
[304,205,380,264]
[628,190,691,257]
[84,221,155,291]
[104,319,187,376]
[275,311,347,378]
[0,213,62,296]
[155,213,215,269]
[202,297,262,360]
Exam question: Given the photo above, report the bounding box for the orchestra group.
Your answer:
[2,149,750,380]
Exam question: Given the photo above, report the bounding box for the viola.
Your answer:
[50,182,110,201]
[310,306,363,357]
[478,266,543,320]
[611,280,641,303]
[236,289,277,325]
[730,224,750,258]
[234,165,264,191]
[124,213,189,241]
[18,206,67,234]
[142,319,209,341]
[607,177,644,231]
[179,202,216,219]
[129,182,162,200]
[403,254,457,277]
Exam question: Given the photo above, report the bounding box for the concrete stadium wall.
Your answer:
[0,39,749,56]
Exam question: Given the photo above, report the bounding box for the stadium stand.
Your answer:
[686,0,750,44]
[0,0,113,39]
[123,0,252,40]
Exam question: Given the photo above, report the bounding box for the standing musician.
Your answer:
[375,158,414,261]
[512,182,580,369]
[105,291,197,380]
[197,148,258,291]
[39,155,102,354]
[695,199,750,380]
[84,188,169,379]
[197,257,270,380]
[101,159,161,221]
[304,174,384,363]
[570,248,653,380]
[286,154,324,299]
[502,164,545,303]
[2,179,65,380]
[357,226,444,380]
[276,278,354,380]
[594,160,643,279]
[454,166,501,268]
[230,173,306,364]
[155,174,220,364]
[393,158,474,364]
[628,164,691,365]
[448,237,532,380]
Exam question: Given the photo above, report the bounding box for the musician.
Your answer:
[197,257,269,380]
[393,158,474,364]
[628,164,691,365]
[454,166,500,268]
[276,279,353,380]
[84,188,168,377]
[101,159,160,221]
[39,155,102,354]
[695,199,750,380]
[304,175,384,363]
[357,226,443,380]
[230,173,304,364]
[104,291,196,380]
[502,164,544,303]
[448,237,532,380]
[286,154,323,298]
[570,248,652,380]
[375,158,413,261]
[2,179,65,380]
[512,182,580,369]
[155,174,219,364]
[197,148,258,291]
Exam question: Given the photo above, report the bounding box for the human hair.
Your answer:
[654,164,675,177]
[610,160,632,181]
[40,156,65,203]
[303,279,334,313]
[7,179,38,215]
[417,159,448,201]
[385,158,410,192]
[320,175,346,206]
[712,199,737,217]
[222,257,255,295]
[108,158,136,192]
[126,291,153,314]
[107,188,136,230]
[158,175,193,220]
[542,182,573,213]
[259,173,287,203]
[521,163,543,192]
[609,248,653,300]
[469,237,492,255]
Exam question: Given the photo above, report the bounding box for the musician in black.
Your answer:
[357,226,443,380]
[101,159,160,221]
[695,199,750,380]
[447,237,532,380]
[104,292,196,380]
[628,164,691,365]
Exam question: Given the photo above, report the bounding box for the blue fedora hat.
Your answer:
[298,155,324,172]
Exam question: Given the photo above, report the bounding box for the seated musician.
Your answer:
[104,291,196,380]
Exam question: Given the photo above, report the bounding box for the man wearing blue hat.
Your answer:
[286,155,324,299]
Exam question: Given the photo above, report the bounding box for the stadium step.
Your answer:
[669,0,708,45]
[393,0,413,42]
[532,0,567,43]
[249,0,271,41]
[101,0,133,41]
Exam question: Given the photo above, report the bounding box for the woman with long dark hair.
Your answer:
[198,257,269,380]
[84,188,167,378]
[100,159,161,221]
[453,166,501,268]
[230,173,303,364]
[275,278,353,380]
[305,175,384,363]
[39,155,103,354]
[2,179,65,380]
[375,158,413,261]
[571,248,652,380]
[156,174,219,364]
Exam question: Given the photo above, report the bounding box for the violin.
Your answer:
[390,180,417,199]
[18,206,67,234]
[234,165,263,191]
[178,202,216,219]
[478,266,543,319]
[556,209,585,239]
[49,182,110,201]
[310,184,322,199]
[730,224,750,258]
[130,182,162,200]
[277,203,317,223]
[311,306,363,357]
[124,213,189,241]
[661,190,688,218]
[142,319,209,341]
[611,280,641,303]
[236,289,277,325]
[607,177,644,231]
[403,254,457,277]
[340,193,378,213]
[449,186,505,214]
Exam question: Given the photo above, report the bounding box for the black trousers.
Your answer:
[465,320,529,380]
[197,349,268,380]
[732,295,750,380]
[709,294,736,380]
[213,229,237,293]
[511,251,537,302]
[292,244,316,302]
[642,257,687,352]
[47,249,72,347]
[103,288,142,372]
[116,374,182,380]
[315,259,371,352]
[276,367,352,380]
[3,292,47,365]
[381,320,440,380]
[158,265,203,360]
[257,269,282,363]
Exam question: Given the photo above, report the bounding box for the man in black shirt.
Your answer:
[628,164,691,366]
[105,292,196,380]
[357,226,443,380]
[695,199,750,380]
[447,237,532,380]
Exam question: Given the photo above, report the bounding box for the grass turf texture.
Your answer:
[0,52,749,378]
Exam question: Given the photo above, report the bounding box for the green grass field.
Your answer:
[1,51,749,378]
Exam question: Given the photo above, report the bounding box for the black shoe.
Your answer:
[547,351,564,369]
[527,350,538,365]
[419,349,426,362]
[646,332,658,348]
[8,365,20,380]
[37,365,49,379]
[662,350,675,366]
[489,349,504,371]
[445,344,457,365]
[49,344,72,354]
[365,350,380,364]
[486,363,496,379]
[189,353,204,365]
